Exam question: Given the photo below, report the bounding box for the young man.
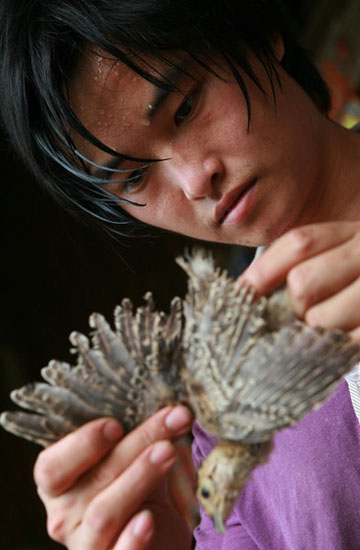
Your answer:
[2,1,360,548]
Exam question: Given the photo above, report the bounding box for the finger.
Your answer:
[86,405,192,492]
[287,233,360,317]
[239,222,358,295]
[113,510,154,550]
[34,418,124,498]
[39,404,192,547]
[349,326,360,344]
[305,276,360,331]
[60,407,191,547]
[76,440,176,550]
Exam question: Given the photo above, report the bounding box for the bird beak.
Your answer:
[212,511,226,534]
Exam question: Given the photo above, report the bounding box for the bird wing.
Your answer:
[227,322,360,441]
[189,321,360,442]
[1,294,183,447]
[179,249,360,442]
[179,249,271,429]
[179,249,269,378]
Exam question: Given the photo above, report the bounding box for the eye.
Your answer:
[121,166,148,194]
[174,87,200,126]
[201,487,211,499]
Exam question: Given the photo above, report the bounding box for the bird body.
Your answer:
[2,249,360,532]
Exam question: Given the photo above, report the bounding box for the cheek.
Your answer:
[214,92,248,136]
[124,188,188,228]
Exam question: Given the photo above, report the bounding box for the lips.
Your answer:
[215,179,257,224]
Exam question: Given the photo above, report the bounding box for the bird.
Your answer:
[1,249,360,533]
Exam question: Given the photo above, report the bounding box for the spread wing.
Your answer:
[1,294,184,447]
[3,248,360,450]
[178,250,271,428]
[179,249,360,442]
[215,322,360,441]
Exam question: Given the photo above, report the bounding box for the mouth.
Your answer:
[215,179,257,225]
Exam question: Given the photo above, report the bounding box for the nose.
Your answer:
[170,155,224,200]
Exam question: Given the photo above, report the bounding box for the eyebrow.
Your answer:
[147,61,189,121]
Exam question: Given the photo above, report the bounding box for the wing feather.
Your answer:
[3,247,359,453]
[1,295,183,446]
[180,249,360,442]
[200,323,360,441]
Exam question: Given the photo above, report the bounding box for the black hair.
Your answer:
[0,0,330,234]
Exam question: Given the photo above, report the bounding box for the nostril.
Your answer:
[211,172,219,186]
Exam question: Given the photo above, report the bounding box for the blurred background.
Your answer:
[1,1,360,547]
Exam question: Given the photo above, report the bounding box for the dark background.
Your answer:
[1,1,360,548]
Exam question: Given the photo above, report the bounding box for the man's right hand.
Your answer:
[33,405,193,550]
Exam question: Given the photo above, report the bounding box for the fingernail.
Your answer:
[165,405,192,432]
[133,510,153,538]
[150,440,174,464]
[102,419,123,442]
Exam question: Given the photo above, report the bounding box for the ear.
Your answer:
[272,34,285,62]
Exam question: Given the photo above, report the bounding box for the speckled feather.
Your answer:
[1,293,184,446]
[178,250,359,443]
[1,249,360,531]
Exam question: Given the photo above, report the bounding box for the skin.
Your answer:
[34,406,193,550]
[33,40,360,549]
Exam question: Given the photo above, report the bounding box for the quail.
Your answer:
[2,249,359,533]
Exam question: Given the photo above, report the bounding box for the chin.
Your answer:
[239,214,301,247]
[221,225,285,248]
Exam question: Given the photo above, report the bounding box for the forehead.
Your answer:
[69,46,154,138]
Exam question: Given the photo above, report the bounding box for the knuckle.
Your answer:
[287,226,315,256]
[139,421,162,448]
[34,450,58,494]
[137,409,169,446]
[287,265,310,304]
[88,459,116,489]
[84,499,116,536]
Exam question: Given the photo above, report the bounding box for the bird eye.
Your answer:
[201,487,211,499]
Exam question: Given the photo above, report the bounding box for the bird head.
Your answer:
[196,440,271,533]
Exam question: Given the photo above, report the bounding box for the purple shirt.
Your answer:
[192,380,360,549]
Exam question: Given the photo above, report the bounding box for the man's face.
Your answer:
[70,47,324,246]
